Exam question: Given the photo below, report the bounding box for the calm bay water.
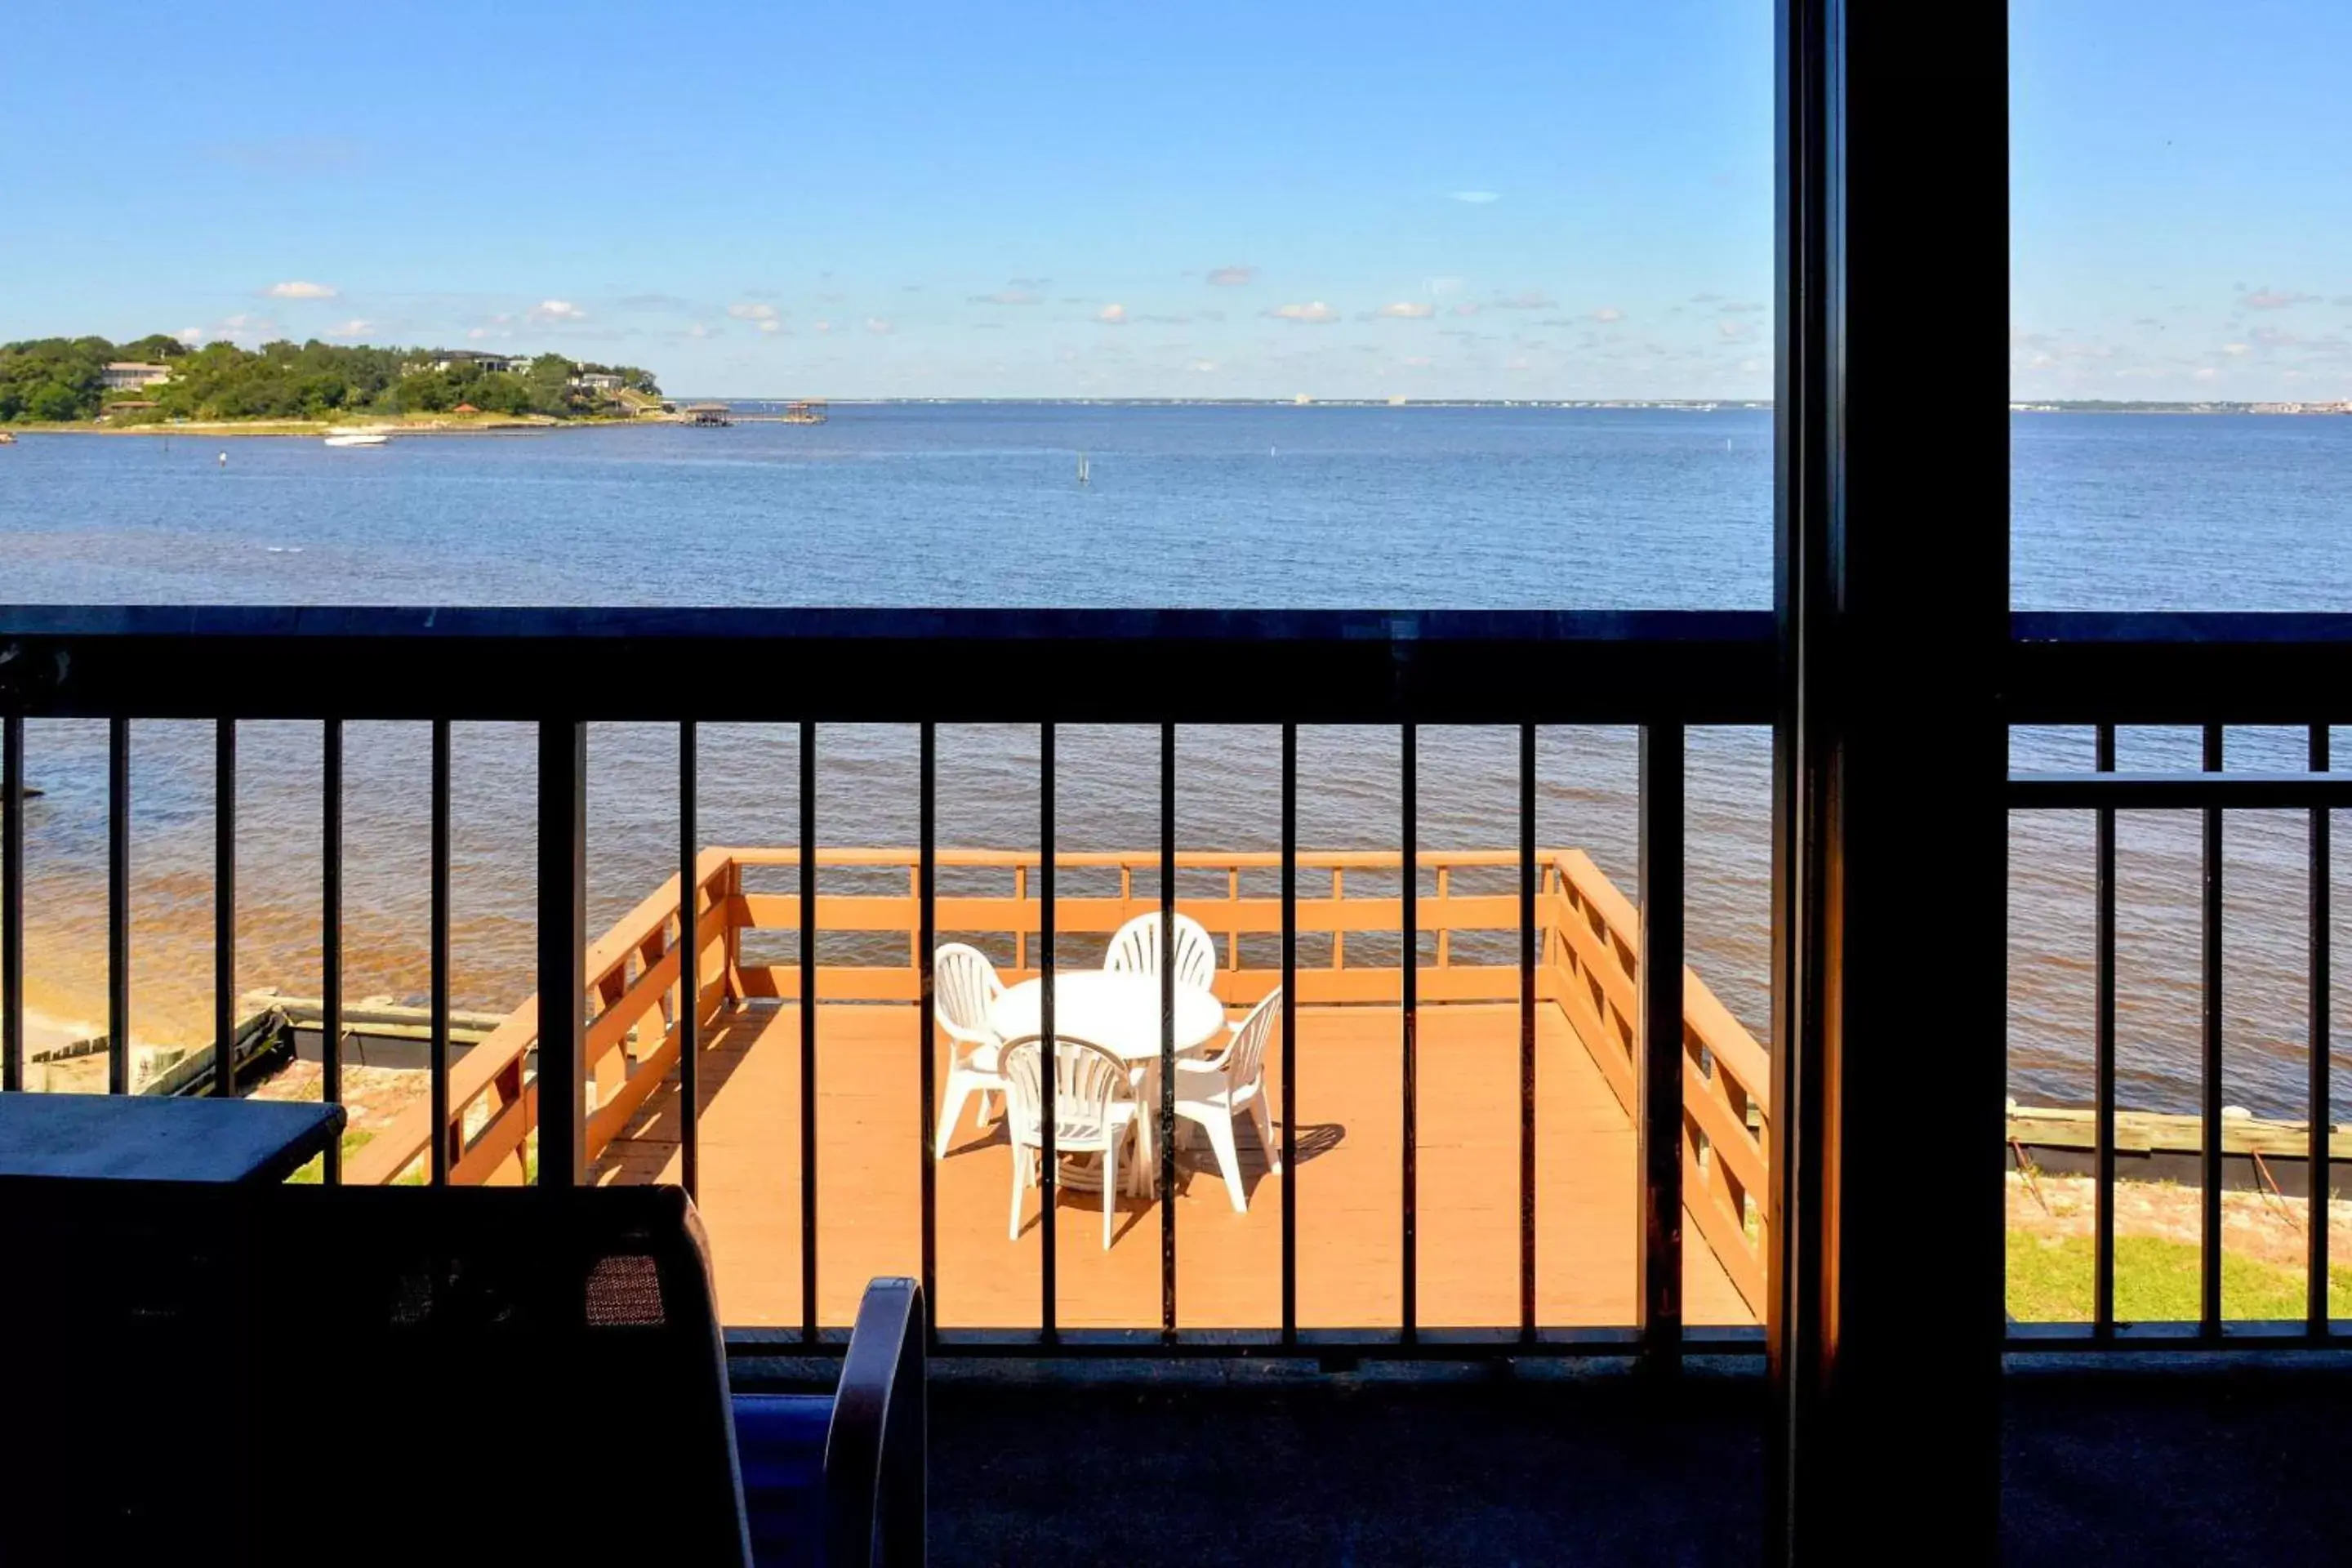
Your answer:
[3,404,2350,1120]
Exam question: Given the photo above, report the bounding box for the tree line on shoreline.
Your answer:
[0,335,660,424]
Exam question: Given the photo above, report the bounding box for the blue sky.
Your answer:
[1,2,2341,401]
[2012,0,2352,403]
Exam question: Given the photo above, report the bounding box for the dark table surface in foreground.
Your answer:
[0,1094,343,1184]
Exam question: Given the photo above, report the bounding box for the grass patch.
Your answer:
[285,1127,377,1185]
[2007,1230,2352,1322]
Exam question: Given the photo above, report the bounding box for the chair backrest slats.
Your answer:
[1104,911,1218,990]
[933,942,1003,1040]
[1000,1035,1132,1148]
[1223,987,1281,1086]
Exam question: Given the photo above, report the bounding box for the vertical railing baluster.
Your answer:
[537,720,586,1187]
[2,714,23,1093]
[1401,721,1419,1345]
[2093,723,2117,1337]
[801,722,819,1341]
[1281,723,1298,1348]
[213,719,237,1098]
[1638,723,1686,1370]
[430,720,451,1186]
[2310,724,2332,1338]
[918,724,938,1339]
[1519,722,1538,1344]
[1040,724,1058,1343]
[1160,721,1178,1342]
[108,718,129,1095]
[679,721,700,1203]
[321,720,343,1182]
[2201,721,2224,1334]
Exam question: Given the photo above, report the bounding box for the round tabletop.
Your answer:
[989,971,1227,1062]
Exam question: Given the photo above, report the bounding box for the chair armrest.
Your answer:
[825,1277,926,1567]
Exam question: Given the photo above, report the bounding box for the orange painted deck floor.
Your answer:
[590,1000,1756,1333]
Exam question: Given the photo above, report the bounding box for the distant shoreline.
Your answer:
[11,399,2350,434]
[12,413,651,439]
[683,396,2349,415]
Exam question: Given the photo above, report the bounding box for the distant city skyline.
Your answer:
[4,1,2345,401]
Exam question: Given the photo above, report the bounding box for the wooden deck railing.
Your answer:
[347,844,1772,1315]
[1544,851,1769,1314]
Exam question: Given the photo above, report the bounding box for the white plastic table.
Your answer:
[988,971,1227,1193]
[988,970,1227,1062]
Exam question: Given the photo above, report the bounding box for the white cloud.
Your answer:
[814,320,832,334]
[1452,303,1480,318]
[215,312,279,338]
[724,301,785,334]
[528,300,587,323]
[969,289,1040,305]
[1490,291,1555,310]
[1190,359,1218,373]
[1266,301,1340,324]
[1096,303,1129,324]
[2194,367,2220,381]
[1205,265,1258,287]
[1449,190,1500,204]
[175,327,203,345]
[266,280,337,300]
[863,317,893,334]
[1401,355,1433,368]
[1370,301,1436,319]
[686,322,716,340]
[2243,287,2317,311]
[2221,342,2252,357]
[1590,306,1625,323]
[1718,318,1755,341]
[324,318,374,340]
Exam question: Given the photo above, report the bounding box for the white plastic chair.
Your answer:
[999,1035,1146,1250]
[933,943,1007,1157]
[1103,910,1218,991]
[1173,987,1282,1213]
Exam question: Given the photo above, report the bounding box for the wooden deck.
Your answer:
[590,998,1756,1332]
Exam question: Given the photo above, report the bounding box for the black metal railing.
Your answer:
[1,605,1771,1366]
[2007,611,2352,1348]
[11,606,2350,1360]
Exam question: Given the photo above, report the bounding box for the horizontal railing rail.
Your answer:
[0,605,1776,723]
[2007,611,2352,724]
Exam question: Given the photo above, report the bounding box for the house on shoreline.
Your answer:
[100,362,174,392]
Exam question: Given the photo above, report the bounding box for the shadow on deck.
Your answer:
[591,998,1756,1332]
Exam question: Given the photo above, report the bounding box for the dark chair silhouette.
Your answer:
[0,1180,923,1566]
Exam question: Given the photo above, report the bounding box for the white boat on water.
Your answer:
[323,432,390,448]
